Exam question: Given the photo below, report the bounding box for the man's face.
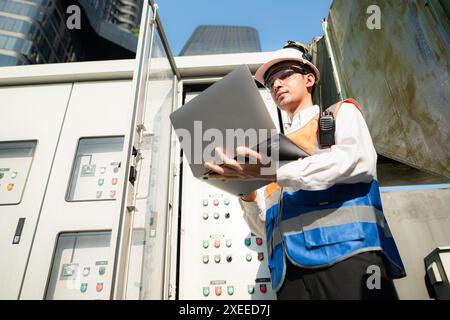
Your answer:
[266,64,315,113]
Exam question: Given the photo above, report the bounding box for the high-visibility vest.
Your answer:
[265,99,406,291]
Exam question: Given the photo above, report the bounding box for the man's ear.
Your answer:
[305,73,315,89]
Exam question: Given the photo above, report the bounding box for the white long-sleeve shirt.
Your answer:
[239,102,378,238]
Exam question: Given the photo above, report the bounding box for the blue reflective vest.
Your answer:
[265,180,406,291]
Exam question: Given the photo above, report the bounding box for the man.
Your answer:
[204,41,406,300]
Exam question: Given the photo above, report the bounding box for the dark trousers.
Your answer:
[277,251,399,300]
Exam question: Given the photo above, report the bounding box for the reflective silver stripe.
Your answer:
[268,228,283,258]
[269,206,386,253]
[265,191,280,210]
[281,206,385,234]
[266,188,282,258]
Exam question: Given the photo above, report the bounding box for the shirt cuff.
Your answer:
[238,197,263,216]
[276,159,305,188]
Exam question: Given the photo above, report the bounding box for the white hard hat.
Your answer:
[255,47,321,85]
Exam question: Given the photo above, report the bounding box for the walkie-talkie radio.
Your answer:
[318,108,335,148]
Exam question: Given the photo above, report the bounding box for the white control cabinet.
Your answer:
[0,83,74,299]
[178,88,279,300]
[19,80,133,299]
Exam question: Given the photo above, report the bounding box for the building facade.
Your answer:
[0,0,74,65]
[179,25,261,56]
[103,0,143,32]
[0,0,143,67]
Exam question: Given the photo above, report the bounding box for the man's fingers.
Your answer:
[207,173,248,180]
[215,147,243,173]
[203,162,225,175]
[236,147,262,163]
[204,162,245,177]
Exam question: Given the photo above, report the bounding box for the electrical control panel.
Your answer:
[179,162,276,300]
[45,231,112,300]
[178,89,278,300]
[67,137,124,201]
[0,141,36,205]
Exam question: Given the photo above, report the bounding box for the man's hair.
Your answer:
[265,60,316,96]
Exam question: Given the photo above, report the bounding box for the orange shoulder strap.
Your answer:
[330,99,363,119]
[265,182,281,198]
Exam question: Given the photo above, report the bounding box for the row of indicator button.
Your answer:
[0,171,17,179]
[246,253,265,261]
[202,286,234,297]
[203,239,232,249]
[244,237,264,246]
[76,266,106,277]
[83,165,119,176]
[202,253,264,263]
[217,287,233,296]
[202,255,233,264]
[99,167,119,174]
[96,190,117,199]
[202,285,267,297]
[97,178,118,186]
[80,282,104,293]
[202,198,231,207]
[202,212,230,220]
[248,284,267,294]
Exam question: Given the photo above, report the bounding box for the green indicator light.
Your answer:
[203,288,210,297]
[248,286,255,294]
[224,198,230,206]
[245,238,251,246]
[202,199,208,207]
[227,286,234,295]
[80,283,88,293]
[203,241,209,249]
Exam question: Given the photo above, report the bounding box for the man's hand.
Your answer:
[203,147,276,181]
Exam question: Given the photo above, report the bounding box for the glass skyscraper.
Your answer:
[179,25,261,56]
[0,0,143,67]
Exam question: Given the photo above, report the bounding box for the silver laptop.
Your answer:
[170,65,309,196]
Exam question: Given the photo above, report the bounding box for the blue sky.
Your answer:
[157,0,334,56]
